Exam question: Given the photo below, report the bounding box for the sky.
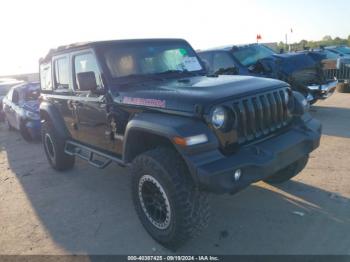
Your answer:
[0,0,349,76]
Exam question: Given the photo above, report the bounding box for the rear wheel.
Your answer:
[41,120,75,171]
[131,147,210,249]
[264,155,309,184]
[337,83,350,93]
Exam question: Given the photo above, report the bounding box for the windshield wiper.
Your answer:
[157,70,188,74]
[157,69,205,77]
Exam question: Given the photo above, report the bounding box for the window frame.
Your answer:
[6,87,14,101]
[212,51,236,73]
[39,62,53,91]
[52,54,71,92]
[12,88,20,104]
[198,52,214,73]
[71,49,104,93]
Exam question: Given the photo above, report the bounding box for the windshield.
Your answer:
[0,85,12,96]
[24,84,40,101]
[335,46,350,55]
[231,44,276,67]
[102,41,203,79]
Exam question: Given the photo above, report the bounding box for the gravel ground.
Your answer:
[0,92,349,255]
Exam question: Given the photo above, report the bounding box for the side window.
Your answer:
[198,52,213,72]
[12,89,20,104]
[212,52,235,73]
[54,57,69,89]
[40,63,52,90]
[74,53,102,90]
[6,88,13,100]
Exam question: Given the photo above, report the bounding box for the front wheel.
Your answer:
[131,147,210,249]
[19,120,33,142]
[264,155,309,184]
[41,120,75,171]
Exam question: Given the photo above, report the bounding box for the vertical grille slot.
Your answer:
[267,93,277,130]
[273,91,283,127]
[243,99,256,140]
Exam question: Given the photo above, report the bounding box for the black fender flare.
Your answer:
[40,101,71,139]
[123,112,219,184]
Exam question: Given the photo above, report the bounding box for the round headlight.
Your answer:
[211,106,227,129]
[291,91,309,115]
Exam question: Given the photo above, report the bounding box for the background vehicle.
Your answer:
[198,43,338,104]
[325,45,350,57]
[0,78,23,121]
[317,46,350,93]
[39,39,321,249]
[2,82,41,141]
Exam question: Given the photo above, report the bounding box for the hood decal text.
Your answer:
[122,97,166,108]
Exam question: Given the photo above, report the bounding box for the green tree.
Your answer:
[323,35,333,41]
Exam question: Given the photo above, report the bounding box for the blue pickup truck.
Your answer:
[198,43,338,104]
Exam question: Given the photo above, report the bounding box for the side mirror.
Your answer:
[77,72,98,91]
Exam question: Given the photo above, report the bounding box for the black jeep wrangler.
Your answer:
[39,39,321,248]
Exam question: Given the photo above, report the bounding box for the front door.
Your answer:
[70,51,119,154]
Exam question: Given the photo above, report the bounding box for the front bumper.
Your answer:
[307,80,338,100]
[189,117,321,194]
[25,119,41,139]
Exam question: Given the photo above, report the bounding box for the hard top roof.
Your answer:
[13,82,40,91]
[40,38,187,63]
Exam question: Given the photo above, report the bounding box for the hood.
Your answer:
[255,52,328,86]
[112,75,287,113]
[257,52,325,74]
[22,100,40,113]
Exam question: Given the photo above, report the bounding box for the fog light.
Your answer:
[233,169,242,181]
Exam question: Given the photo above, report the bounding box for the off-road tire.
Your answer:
[131,147,210,249]
[41,120,75,171]
[19,120,33,142]
[337,83,350,93]
[264,155,309,184]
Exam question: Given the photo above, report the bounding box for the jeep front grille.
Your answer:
[231,88,291,144]
[324,64,350,81]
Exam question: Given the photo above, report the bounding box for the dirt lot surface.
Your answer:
[0,92,350,255]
